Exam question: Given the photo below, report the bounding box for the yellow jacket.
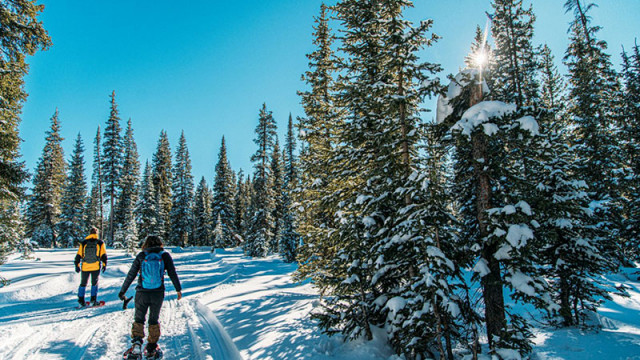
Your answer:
[75,234,108,271]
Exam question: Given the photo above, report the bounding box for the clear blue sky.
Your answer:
[20,0,639,185]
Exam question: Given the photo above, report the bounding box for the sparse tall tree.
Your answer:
[85,127,104,235]
[170,132,194,247]
[114,119,140,251]
[152,131,172,242]
[0,0,51,261]
[247,104,277,257]
[212,136,237,247]
[58,134,87,247]
[193,177,213,246]
[137,161,157,242]
[102,91,124,245]
[26,110,66,247]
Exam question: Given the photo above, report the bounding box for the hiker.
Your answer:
[74,227,108,307]
[119,235,182,359]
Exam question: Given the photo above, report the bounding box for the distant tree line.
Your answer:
[22,94,301,262]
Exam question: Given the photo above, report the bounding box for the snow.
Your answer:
[2,249,640,359]
[0,248,394,360]
[452,101,517,137]
[506,224,534,249]
[436,69,490,124]
[516,115,540,136]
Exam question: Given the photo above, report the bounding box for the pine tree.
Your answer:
[85,127,104,235]
[314,1,444,351]
[270,137,284,253]
[0,0,51,262]
[26,109,66,247]
[114,119,140,251]
[489,0,539,108]
[212,136,237,247]
[152,131,172,242]
[101,91,124,246]
[563,0,624,262]
[137,161,157,242]
[170,131,194,247]
[247,104,277,257]
[295,3,343,286]
[280,115,300,263]
[234,171,251,244]
[58,134,87,247]
[193,177,213,246]
[621,43,640,259]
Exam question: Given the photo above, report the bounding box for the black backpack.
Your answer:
[83,240,99,264]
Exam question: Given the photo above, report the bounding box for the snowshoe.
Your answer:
[87,300,106,308]
[143,345,163,359]
[123,339,143,360]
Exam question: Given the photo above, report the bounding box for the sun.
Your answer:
[473,49,488,69]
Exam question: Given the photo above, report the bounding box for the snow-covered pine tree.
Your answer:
[620,43,640,260]
[114,119,140,252]
[212,136,237,247]
[563,0,624,263]
[152,130,172,242]
[247,103,277,257]
[26,110,66,248]
[58,134,87,247]
[0,0,51,262]
[170,131,194,247]
[295,3,343,286]
[101,91,124,246]
[532,44,618,327]
[439,15,553,352]
[85,127,104,235]
[280,115,300,263]
[489,0,539,108]
[233,171,250,245]
[315,0,444,349]
[193,177,213,246]
[270,137,284,253]
[137,161,157,242]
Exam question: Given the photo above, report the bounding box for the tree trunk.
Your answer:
[470,77,506,349]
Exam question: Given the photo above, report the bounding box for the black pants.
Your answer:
[80,270,100,287]
[134,291,164,325]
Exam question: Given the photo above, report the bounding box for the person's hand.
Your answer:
[75,265,80,273]
[177,291,182,301]
[118,291,126,301]
[101,264,106,273]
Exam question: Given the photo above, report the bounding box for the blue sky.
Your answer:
[20,0,639,184]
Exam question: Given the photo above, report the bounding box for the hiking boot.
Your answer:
[145,343,157,356]
[78,297,85,306]
[131,337,143,355]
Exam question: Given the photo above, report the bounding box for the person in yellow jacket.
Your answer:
[74,227,108,306]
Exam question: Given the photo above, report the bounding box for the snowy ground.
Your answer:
[0,248,639,360]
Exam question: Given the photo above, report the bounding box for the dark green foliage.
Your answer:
[26,110,66,247]
[234,172,251,244]
[270,137,284,253]
[102,91,124,245]
[247,104,277,257]
[170,132,194,247]
[193,177,213,246]
[212,136,237,247]
[152,131,172,242]
[85,127,104,235]
[137,161,157,242]
[114,119,140,251]
[0,0,51,261]
[58,134,87,247]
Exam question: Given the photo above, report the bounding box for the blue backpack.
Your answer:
[141,250,165,289]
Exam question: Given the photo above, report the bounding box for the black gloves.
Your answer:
[102,264,107,273]
[75,265,80,273]
[118,291,126,301]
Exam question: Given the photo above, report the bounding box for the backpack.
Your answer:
[141,250,165,289]
[83,241,99,264]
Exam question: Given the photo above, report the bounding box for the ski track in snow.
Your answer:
[0,249,242,360]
